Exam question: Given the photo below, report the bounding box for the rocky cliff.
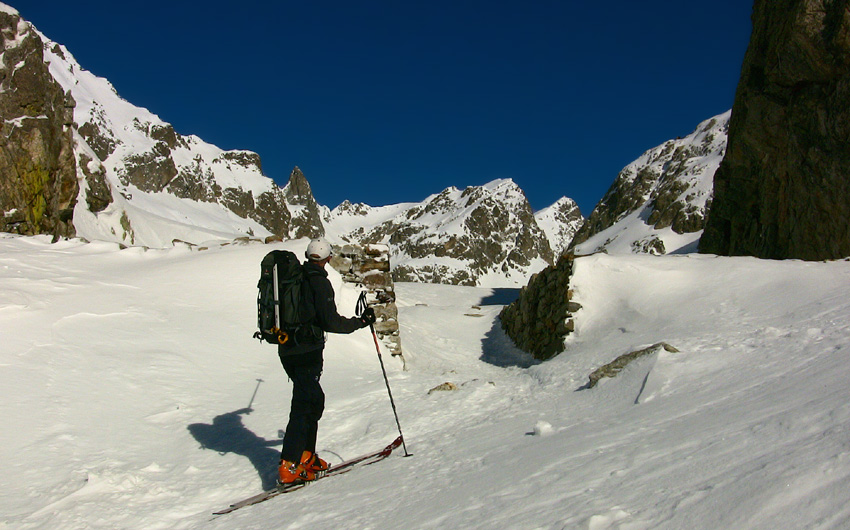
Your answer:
[283,166,325,240]
[701,0,850,260]
[0,6,77,239]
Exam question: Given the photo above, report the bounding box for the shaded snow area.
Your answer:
[2,234,850,529]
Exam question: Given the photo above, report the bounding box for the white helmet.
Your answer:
[305,238,332,262]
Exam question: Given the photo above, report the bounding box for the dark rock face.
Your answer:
[284,166,324,239]
[78,153,111,213]
[701,0,850,260]
[120,141,179,192]
[78,113,117,161]
[499,254,580,360]
[219,150,261,172]
[254,188,292,237]
[166,161,221,203]
[0,10,78,238]
[571,166,656,248]
[220,187,255,219]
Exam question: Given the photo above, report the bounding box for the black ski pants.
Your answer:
[279,348,325,464]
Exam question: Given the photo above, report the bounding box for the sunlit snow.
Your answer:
[2,234,849,529]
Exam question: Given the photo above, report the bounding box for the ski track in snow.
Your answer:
[2,235,850,529]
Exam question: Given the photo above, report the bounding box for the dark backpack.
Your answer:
[253,250,321,346]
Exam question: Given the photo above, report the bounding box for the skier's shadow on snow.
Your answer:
[187,408,282,490]
[478,289,540,368]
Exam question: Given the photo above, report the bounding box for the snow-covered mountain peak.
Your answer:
[1,9,582,286]
[21,20,304,248]
[571,111,730,256]
[534,196,584,258]
[324,178,559,286]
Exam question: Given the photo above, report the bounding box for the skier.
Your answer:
[277,238,376,485]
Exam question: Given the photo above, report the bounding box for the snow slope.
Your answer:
[2,235,849,529]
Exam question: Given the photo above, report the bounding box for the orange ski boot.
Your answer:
[278,459,316,485]
[301,450,329,475]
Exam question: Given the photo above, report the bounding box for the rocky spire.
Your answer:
[283,166,313,205]
[284,166,325,239]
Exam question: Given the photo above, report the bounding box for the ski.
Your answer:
[213,436,404,515]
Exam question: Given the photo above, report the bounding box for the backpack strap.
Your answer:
[296,263,324,343]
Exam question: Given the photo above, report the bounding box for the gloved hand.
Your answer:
[360,307,376,327]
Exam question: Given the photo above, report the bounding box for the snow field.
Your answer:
[1,235,850,529]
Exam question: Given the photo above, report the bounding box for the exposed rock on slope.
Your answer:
[284,166,324,240]
[701,0,850,260]
[586,342,679,389]
[499,254,580,360]
[0,8,316,248]
[0,6,77,239]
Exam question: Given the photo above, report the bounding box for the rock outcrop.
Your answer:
[499,254,580,360]
[585,342,679,389]
[701,0,850,260]
[0,7,77,239]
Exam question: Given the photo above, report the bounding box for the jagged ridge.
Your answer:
[326,179,580,286]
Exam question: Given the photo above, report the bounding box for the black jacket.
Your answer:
[279,261,364,357]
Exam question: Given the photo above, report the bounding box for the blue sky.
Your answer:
[16,1,752,215]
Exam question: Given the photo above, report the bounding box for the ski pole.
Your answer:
[357,291,411,457]
[247,378,264,411]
